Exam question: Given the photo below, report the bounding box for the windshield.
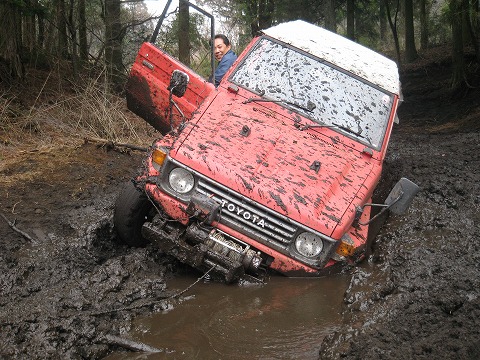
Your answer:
[230,37,395,150]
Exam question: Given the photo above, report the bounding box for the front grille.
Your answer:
[196,178,298,250]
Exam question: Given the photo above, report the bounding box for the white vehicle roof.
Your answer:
[262,20,400,95]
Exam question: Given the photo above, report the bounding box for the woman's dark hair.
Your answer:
[214,34,230,46]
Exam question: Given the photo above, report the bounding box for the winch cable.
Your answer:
[83,265,217,317]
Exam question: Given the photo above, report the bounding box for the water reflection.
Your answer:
[104,273,350,360]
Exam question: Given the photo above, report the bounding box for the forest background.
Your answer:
[0,0,479,150]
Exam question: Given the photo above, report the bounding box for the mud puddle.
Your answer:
[104,274,350,359]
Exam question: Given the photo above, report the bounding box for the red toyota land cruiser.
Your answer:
[115,17,418,283]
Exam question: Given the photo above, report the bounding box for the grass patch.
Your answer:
[0,68,157,159]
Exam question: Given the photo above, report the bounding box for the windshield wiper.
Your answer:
[301,122,362,135]
[299,122,336,131]
[301,121,358,134]
[332,123,368,139]
[301,122,373,145]
[243,97,316,113]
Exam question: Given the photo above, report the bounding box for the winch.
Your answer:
[141,215,264,283]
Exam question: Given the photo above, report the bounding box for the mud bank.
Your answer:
[0,145,178,358]
[319,130,480,359]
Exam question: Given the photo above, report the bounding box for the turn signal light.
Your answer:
[336,234,355,256]
[152,149,167,167]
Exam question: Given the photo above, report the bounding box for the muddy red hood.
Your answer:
[172,94,375,236]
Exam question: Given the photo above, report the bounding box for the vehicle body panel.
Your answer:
[126,42,215,133]
[171,90,379,237]
[121,19,410,282]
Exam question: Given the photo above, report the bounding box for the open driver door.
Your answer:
[125,0,215,134]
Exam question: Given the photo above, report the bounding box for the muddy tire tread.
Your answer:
[114,181,152,247]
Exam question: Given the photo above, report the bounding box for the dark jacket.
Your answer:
[212,49,237,87]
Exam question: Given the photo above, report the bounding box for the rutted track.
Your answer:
[1,50,480,358]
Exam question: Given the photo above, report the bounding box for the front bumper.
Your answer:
[142,214,265,283]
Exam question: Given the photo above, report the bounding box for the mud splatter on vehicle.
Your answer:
[116,15,417,282]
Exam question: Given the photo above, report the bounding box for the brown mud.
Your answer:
[1,46,480,359]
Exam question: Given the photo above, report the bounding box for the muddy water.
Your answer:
[105,273,350,359]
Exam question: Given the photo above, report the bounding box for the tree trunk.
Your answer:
[38,13,45,50]
[178,0,190,66]
[404,0,418,62]
[324,0,336,32]
[245,0,274,37]
[246,0,259,37]
[44,13,56,55]
[419,0,428,49]
[461,0,472,45]
[380,0,387,48]
[56,0,68,58]
[0,2,24,80]
[385,0,402,66]
[104,0,124,89]
[78,0,88,62]
[258,0,274,31]
[67,0,78,78]
[462,0,479,57]
[476,0,480,62]
[450,0,465,90]
[23,0,37,56]
[347,0,355,40]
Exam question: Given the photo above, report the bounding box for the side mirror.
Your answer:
[168,70,189,97]
[385,177,420,215]
[354,177,419,227]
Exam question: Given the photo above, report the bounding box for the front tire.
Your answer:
[114,181,153,247]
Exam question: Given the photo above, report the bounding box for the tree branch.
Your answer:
[0,213,37,242]
[84,137,148,152]
[98,334,162,353]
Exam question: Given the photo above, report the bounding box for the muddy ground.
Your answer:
[320,131,480,359]
[1,47,480,359]
[319,50,480,359]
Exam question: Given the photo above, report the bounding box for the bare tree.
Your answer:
[419,0,428,49]
[450,0,466,90]
[78,0,88,62]
[178,0,190,66]
[384,0,401,65]
[404,0,418,62]
[105,0,124,88]
[324,0,336,32]
[0,2,24,80]
[347,0,355,40]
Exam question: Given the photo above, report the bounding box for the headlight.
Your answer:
[168,167,195,194]
[295,232,323,258]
